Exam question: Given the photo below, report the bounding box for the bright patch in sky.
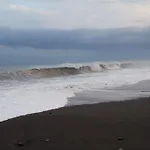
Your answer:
[0,0,150,28]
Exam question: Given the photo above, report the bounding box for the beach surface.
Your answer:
[1,97,150,150]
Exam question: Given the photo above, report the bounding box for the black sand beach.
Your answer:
[1,97,150,150]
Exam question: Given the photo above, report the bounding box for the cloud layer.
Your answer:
[0,27,150,66]
[0,27,150,50]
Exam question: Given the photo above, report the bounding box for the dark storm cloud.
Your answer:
[0,27,150,50]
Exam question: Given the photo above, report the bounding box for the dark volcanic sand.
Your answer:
[1,97,150,150]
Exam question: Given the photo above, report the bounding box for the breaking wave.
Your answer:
[0,62,132,80]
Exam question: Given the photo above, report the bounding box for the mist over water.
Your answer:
[1,47,150,67]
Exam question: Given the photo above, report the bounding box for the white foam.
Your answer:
[26,61,130,71]
[1,62,150,121]
[0,80,74,121]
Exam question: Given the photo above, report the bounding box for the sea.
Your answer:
[1,59,150,122]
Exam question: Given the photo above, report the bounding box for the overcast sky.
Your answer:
[0,0,150,66]
[1,0,150,29]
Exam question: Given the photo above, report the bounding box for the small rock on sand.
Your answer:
[118,137,124,141]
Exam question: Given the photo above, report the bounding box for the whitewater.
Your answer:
[1,60,150,122]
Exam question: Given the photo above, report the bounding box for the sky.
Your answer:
[1,0,150,29]
[0,28,150,66]
[0,0,150,66]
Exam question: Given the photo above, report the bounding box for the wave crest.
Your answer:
[0,62,132,80]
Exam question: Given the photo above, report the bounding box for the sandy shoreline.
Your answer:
[1,97,150,150]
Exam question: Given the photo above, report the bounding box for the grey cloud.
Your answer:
[0,27,150,50]
[0,27,150,66]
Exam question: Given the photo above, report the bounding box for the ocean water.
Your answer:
[1,60,150,121]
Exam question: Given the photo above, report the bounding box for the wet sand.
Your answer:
[1,97,150,150]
